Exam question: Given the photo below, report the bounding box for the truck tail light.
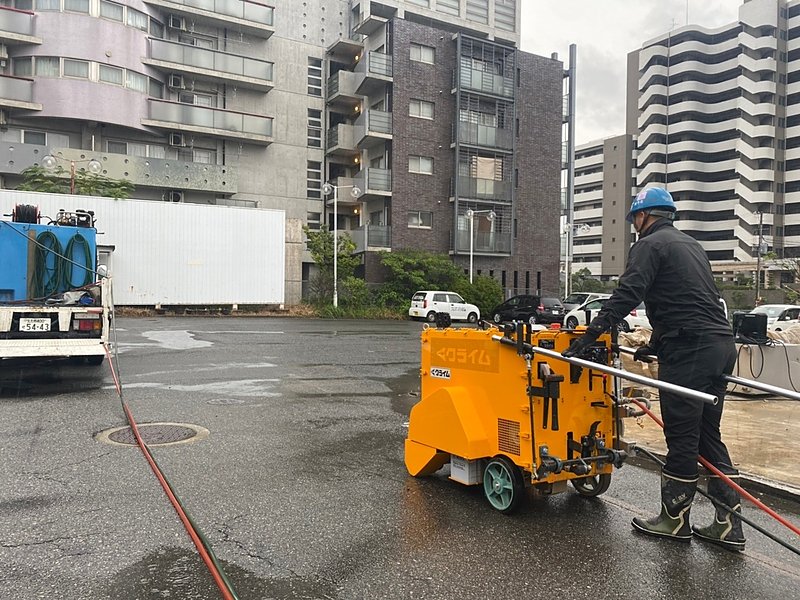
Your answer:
[73,314,102,331]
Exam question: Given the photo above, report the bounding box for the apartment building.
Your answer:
[626,0,800,279]
[570,135,634,280]
[0,0,565,303]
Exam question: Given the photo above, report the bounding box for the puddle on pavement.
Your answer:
[108,546,338,600]
[386,369,421,416]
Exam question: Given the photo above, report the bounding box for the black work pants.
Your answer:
[657,334,737,478]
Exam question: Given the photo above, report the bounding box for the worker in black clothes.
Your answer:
[562,187,745,551]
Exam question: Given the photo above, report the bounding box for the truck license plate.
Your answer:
[19,318,51,332]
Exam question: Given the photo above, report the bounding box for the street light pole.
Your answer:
[755,211,764,305]
[466,208,496,284]
[42,154,102,194]
[322,182,362,308]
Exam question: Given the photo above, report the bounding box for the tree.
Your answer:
[17,165,134,199]
[571,268,606,293]
[303,225,359,305]
[378,249,467,306]
[457,274,503,316]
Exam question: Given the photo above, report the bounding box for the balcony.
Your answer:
[451,229,513,254]
[327,70,362,111]
[0,75,41,111]
[353,13,388,36]
[456,176,513,202]
[0,143,237,194]
[354,167,392,199]
[143,0,275,38]
[356,109,392,148]
[324,176,361,207]
[327,37,363,65]
[142,99,273,145]
[144,39,274,92]
[0,6,40,46]
[326,124,358,157]
[456,66,514,98]
[352,224,392,253]
[355,52,392,95]
[456,121,513,150]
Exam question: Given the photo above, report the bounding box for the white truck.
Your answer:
[0,205,111,366]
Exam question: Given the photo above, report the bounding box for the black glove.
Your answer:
[562,332,599,359]
[633,345,656,363]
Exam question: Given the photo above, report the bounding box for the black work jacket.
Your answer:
[589,219,732,347]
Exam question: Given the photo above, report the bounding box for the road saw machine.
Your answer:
[404,322,715,513]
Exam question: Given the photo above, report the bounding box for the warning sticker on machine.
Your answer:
[430,367,451,379]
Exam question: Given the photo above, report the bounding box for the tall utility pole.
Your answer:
[755,211,764,304]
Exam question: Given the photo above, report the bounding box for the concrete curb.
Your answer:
[627,451,800,503]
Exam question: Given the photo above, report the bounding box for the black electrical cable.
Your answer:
[633,445,800,557]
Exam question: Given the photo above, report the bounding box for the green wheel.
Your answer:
[570,473,612,497]
[483,456,525,514]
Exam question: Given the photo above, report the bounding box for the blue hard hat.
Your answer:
[626,187,677,223]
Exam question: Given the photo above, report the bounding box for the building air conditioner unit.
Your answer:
[168,190,184,203]
[169,132,185,147]
[168,15,186,30]
[168,74,185,89]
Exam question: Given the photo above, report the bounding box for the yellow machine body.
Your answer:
[405,326,622,493]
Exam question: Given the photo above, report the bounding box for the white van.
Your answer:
[408,291,480,323]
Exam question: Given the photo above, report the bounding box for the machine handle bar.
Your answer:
[616,345,800,402]
[492,335,718,405]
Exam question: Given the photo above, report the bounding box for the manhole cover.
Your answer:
[97,423,209,447]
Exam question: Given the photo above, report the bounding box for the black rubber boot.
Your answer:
[692,475,746,552]
[632,471,697,541]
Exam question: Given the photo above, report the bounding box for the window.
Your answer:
[99,64,123,85]
[409,99,434,119]
[36,0,59,10]
[308,57,322,96]
[307,109,322,147]
[179,91,215,106]
[409,155,434,174]
[99,0,123,20]
[150,18,164,38]
[23,130,46,145]
[63,59,89,79]
[12,57,32,77]
[64,0,89,12]
[126,71,148,93]
[436,0,459,16]
[149,78,164,98]
[179,33,217,50]
[410,43,435,64]
[127,7,149,31]
[35,57,60,77]
[466,0,489,24]
[408,211,433,228]
[307,160,322,199]
[107,141,127,154]
[307,212,322,230]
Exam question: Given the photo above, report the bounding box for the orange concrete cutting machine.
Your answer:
[405,323,627,513]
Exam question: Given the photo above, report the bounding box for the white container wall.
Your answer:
[0,190,285,306]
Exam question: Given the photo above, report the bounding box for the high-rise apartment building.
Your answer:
[626,0,799,276]
[0,0,565,303]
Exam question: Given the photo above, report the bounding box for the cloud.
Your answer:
[521,0,744,144]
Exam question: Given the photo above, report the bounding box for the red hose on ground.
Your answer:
[630,398,800,538]
[104,344,236,600]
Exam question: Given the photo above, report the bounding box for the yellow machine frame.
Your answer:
[405,324,627,512]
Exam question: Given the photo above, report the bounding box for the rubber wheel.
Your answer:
[493,313,502,323]
[570,473,612,497]
[467,312,478,324]
[426,311,437,323]
[483,456,525,514]
[528,314,537,326]
[566,316,579,329]
[619,320,631,333]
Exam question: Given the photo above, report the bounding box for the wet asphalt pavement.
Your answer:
[0,317,798,599]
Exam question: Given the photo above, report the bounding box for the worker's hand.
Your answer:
[562,335,597,359]
[633,345,656,363]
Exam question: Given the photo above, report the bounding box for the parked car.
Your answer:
[490,295,565,325]
[408,291,480,323]
[767,305,800,332]
[562,292,611,312]
[563,298,651,332]
[749,304,799,327]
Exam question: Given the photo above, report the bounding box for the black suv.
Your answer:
[490,295,565,325]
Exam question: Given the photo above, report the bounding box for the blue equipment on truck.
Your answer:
[0,205,111,365]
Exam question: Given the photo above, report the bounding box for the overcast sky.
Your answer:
[520,0,745,145]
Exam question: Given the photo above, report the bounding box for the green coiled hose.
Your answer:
[30,231,64,298]
[64,233,93,289]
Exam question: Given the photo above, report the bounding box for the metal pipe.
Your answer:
[616,344,800,401]
[492,336,717,405]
